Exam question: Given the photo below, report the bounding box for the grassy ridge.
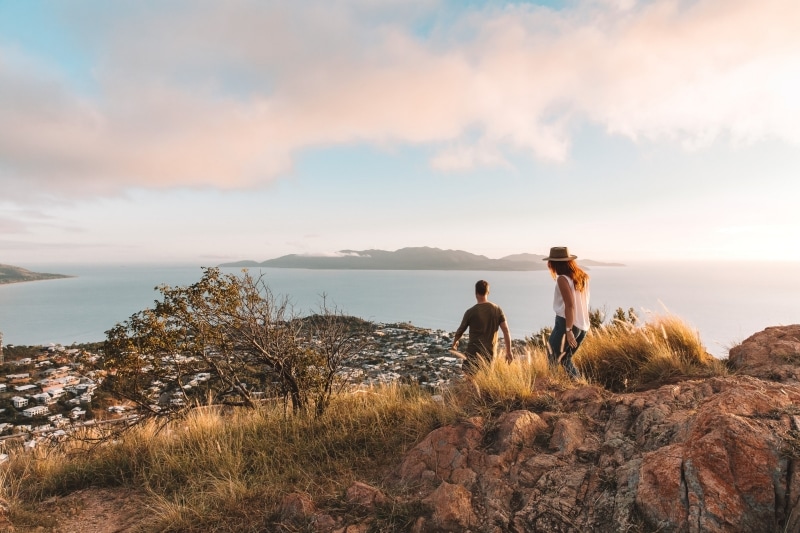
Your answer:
[0,313,726,532]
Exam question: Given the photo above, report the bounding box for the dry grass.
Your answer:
[1,384,459,532]
[575,313,727,392]
[450,347,567,415]
[0,313,728,531]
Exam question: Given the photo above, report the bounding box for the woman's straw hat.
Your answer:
[542,246,577,261]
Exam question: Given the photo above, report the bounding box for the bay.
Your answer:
[0,262,798,358]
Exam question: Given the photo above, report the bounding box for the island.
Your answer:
[0,264,72,285]
[220,246,624,271]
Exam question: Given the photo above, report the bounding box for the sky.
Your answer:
[1,0,799,266]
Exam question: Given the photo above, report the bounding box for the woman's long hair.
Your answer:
[547,260,589,292]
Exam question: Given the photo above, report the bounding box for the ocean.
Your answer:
[1,262,798,358]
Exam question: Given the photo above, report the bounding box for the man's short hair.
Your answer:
[475,280,490,296]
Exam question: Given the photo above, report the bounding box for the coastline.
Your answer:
[0,264,73,285]
[1,262,799,357]
[0,275,74,286]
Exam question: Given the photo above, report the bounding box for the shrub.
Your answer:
[103,268,373,419]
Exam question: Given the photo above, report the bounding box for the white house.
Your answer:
[48,388,66,400]
[32,393,52,404]
[22,405,49,418]
[11,396,28,408]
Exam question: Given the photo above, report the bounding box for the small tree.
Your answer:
[103,268,373,420]
[302,298,375,416]
[610,307,638,328]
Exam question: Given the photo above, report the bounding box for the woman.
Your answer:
[543,246,590,379]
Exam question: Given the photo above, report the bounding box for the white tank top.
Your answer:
[553,275,591,331]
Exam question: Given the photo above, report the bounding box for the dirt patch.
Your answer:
[13,487,153,533]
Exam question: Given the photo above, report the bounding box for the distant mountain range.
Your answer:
[220,247,623,271]
[0,264,72,285]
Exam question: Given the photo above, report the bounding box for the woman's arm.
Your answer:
[557,276,578,348]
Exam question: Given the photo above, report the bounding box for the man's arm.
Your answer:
[452,310,470,350]
[499,321,512,363]
[452,332,463,350]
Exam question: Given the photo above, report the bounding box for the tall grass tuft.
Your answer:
[575,313,726,392]
[449,347,566,415]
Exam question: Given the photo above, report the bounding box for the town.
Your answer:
[0,323,475,456]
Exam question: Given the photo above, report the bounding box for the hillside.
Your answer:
[0,264,71,285]
[4,325,800,532]
[220,246,624,270]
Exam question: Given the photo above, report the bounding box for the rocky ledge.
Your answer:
[282,325,800,532]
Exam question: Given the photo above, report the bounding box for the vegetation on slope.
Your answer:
[0,311,726,532]
[576,313,727,392]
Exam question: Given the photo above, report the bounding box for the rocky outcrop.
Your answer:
[729,325,800,382]
[301,326,800,532]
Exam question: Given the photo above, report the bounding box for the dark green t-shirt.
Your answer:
[455,302,506,358]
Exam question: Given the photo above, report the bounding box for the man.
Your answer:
[451,280,513,374]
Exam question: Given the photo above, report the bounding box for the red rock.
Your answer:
[386,325,800,532]
[280,492,316,522]
[422,481,477,531]
[548,416,586,456]
[495,410,547,453]
[345,481,388,508]
[729,325,800,381]
[397,418,483,486]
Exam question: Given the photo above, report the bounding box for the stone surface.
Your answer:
[729,324,800,381]
[345,481,388,509]
[383,326,800,532]
[422,481,478,531]
[279,492,316,522]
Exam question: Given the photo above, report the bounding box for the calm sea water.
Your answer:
[0,262,798,357]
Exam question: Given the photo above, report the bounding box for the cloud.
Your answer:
[1,0,799,200]
[297,251,366,258]
[431,140,515,172]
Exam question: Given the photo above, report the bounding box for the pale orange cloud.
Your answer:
[1,0,798,200]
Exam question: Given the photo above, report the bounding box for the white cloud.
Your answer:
[1,0,799,200]
[297,251,367,258]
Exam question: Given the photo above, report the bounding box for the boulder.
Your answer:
[397,417,484,487]
[729,325,800,381]
[421,481,478,532]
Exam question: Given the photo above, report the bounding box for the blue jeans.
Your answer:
[548,316,586,379]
